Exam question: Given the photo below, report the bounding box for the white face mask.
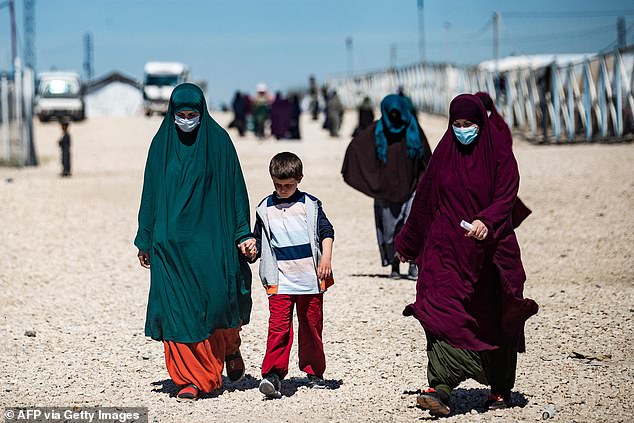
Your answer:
[175,115,200,132]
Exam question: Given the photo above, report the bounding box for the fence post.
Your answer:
[14,60,24,165]
[598,56,608,139]
[614,49,623,137]
[583,60,593,141]
[23,66,37,166]
[551,62,561,143]
[567,63,575,142]
[505,72,513,128]
[1,73,9,162]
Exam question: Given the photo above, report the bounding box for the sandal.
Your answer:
[176,384,199,402]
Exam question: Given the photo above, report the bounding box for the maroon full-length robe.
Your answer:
[395,94,538,352]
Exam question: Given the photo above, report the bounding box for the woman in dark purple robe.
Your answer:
[270,92,292,140]
[395,94,538,417]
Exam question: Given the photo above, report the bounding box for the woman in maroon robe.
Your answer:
[395,94,538,417]
[475,91,532,228]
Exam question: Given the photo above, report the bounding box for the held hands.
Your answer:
[238,238,257,261]
[396,251,408,263]
[466,219,488,241]
[137,250,151,269]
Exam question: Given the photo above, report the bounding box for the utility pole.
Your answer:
[444,22,451,63]
[417,0,426,62]
[9,0,17,70]
[345,36,353,76]
[390,44,397,69]
[24,0,35,71]
[617,17,626,50]
[493,12,500,76]
[83,33,93,81]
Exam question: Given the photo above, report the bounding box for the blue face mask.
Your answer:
[452,125,479,145]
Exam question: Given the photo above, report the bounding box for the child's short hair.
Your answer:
[269,152,303,180]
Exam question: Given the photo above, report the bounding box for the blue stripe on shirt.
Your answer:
[273,243,313,261]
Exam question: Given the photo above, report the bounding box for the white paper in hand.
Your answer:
[460,220,473,231]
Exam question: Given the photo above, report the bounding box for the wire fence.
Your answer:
[327,46,634,143]
[0,63,36,166]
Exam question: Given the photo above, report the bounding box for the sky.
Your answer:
[1,0,633,106]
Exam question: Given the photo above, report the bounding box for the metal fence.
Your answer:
[0,63,37,166]
[327,46,634,143]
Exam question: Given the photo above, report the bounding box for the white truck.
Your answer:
[34,72,85,122]
[143,62,190,116]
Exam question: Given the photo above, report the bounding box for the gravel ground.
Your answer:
[0,111,632,423]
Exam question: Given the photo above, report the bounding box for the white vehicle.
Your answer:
[34,72,85,122]
[143,62,190,116]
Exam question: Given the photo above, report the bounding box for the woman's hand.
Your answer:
[396,251,408,263]
[238,238,257,260]
[466,219,488,241]
[137,250,151,269]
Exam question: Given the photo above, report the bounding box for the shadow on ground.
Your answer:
[350,273,416,280]
[406,388,528,419]
[151,375,344,400]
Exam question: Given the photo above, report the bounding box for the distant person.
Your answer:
[326,91,344,137]
[342,94,432,279]
[395,94,538,417]
[398,86,418,121]
[134,83,254,402]
[58,121,71,177]
[309,75,320,121]
[352,96,375,137]
[321,85,330,130]
[229,91,247,137]
[288,93,302,139]
[245,152,335,398]
[252,84,270,139]
[475,91,532,228]
[270,92,291,140]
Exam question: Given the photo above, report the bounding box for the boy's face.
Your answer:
[272,176,302,199]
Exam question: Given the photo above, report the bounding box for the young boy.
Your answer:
[241,152,334,398]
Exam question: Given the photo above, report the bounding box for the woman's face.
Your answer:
[452,118,478,131]
[176,110,200,119]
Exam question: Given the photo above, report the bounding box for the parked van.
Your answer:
[34,72,85,122]
[143,62,190,116]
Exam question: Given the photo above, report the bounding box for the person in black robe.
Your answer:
[58,121,71,177]
[352,96,375,137]
[230,91,247,137]
[288,94,302,139]
[342,94,432,279]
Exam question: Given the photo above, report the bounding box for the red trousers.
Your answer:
[261,293,325,379]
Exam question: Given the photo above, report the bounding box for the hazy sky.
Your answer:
[1,0,633,105]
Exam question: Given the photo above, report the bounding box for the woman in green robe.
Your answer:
[134,83,254,401]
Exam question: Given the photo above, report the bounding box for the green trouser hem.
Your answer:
[426,333,517,397]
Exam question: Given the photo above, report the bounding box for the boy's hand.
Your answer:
[317,256,332,280]
[137,250,150,269]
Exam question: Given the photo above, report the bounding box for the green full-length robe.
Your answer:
[134,83,252,343]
